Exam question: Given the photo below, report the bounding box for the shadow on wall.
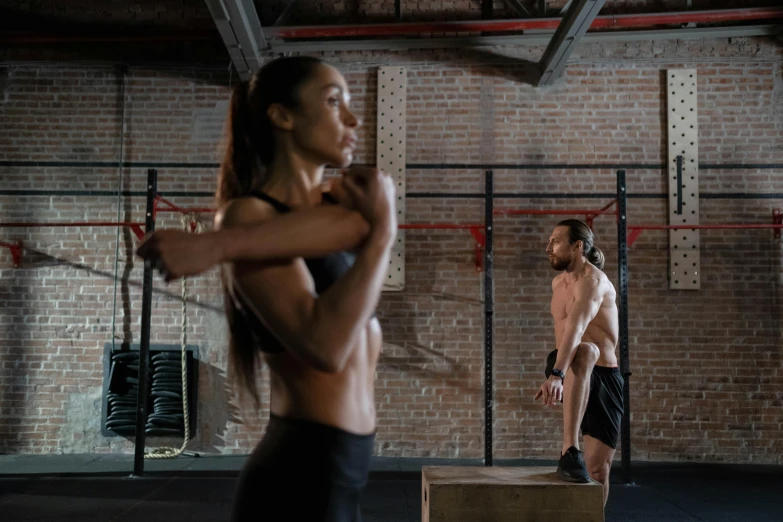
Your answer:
[196,360,242,453]
[377,253,483,397]
[0,272,33,453]
[11,248,222,315]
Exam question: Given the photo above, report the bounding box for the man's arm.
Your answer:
[552,277,604,375]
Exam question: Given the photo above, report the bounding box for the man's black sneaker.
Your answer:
[557,446,590,483]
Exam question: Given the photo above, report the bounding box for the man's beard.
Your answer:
[549,256,571,271]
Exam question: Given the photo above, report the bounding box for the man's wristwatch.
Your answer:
[550,368,565,382]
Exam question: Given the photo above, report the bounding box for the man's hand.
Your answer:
[136,230,222,282]
[534,376,564,407]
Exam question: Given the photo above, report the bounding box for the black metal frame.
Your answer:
[484,171,494,466]
[616,170,633,484]
[132,169,157,477]
[126,167,634,478]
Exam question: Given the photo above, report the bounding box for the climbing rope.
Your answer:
[145,214,204,459]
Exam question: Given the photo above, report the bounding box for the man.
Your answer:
[535,219,624,506]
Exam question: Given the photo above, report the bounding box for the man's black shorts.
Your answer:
[545,349,625,449]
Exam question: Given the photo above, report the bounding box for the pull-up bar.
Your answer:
[627,210,783,246]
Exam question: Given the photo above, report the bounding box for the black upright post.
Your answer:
[132,168,157,477]
[616,170,633,484]
[484,170,494,466]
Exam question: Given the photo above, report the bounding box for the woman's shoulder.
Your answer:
[214,196,279,231]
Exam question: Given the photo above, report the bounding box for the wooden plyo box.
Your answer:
[422,466,604,522]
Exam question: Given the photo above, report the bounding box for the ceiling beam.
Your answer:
[204,0,267,81]
[537,0,607,86]
[265,24,781,53]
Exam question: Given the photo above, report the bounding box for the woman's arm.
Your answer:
[223,196,393,373]
[136,202,369,282]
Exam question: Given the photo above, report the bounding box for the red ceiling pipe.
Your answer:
[2,8,780,44]
[266,7,783,39]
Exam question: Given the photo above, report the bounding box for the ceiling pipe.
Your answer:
[1,7,780,44]
[265,7,783,39]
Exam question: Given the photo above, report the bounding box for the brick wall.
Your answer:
[1,36,782,463]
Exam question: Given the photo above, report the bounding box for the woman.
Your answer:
[140,56,396,521]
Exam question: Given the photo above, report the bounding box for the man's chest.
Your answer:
[550,283,575,321]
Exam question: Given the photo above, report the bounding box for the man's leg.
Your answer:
[562,342,599,454]
[583,435,616,506]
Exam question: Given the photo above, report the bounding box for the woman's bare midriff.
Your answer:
[264,317,382,435]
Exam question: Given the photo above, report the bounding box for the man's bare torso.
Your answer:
[551,264,619,367]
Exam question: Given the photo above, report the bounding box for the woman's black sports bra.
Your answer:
[236,191,359,354]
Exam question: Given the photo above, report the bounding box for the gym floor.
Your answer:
[1,456,781,521]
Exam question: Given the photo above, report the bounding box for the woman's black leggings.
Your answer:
[231,414,375,522]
